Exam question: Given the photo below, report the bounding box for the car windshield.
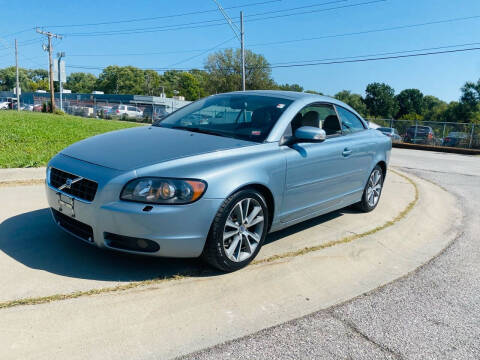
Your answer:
[153,94,293,142]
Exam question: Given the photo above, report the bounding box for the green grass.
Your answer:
[0,111,142,168]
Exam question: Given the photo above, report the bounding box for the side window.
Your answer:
[127,106,136,111]
[287,103,341,137]
[335,106,365,134]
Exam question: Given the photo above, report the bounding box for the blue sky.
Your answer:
[1,0,479,101]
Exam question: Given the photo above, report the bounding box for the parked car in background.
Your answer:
[33,104,43,112]
[443,132,469,148]
[0,101,9,110]
[376,127,402,143]
[142,107,169,122]
[45,90,391,272]
[94,105,112,118]
[108,105,143,120]
[403,125,435,145]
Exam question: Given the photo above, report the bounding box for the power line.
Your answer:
[39,0,282,28]
[268,42,480,65]
[167,36,237,67]
[249,15,480,47]
[59,0,384,37]
[268,46,480,68]
[57,14,480,59]
[65,43,480,72]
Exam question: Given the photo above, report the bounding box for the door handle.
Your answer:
[342,148,353,157]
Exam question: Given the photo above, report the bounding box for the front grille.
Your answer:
[52,208,94,243]
[104,232,160,253]
[49,168,98,202]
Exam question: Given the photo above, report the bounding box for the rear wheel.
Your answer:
[202,189,269,272]
[356,165,384,212]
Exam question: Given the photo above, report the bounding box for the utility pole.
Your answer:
[240,11,245,91]
[36,28,62,112]
[57,52,65,111]
[15,39,20,111]
[212,0,246,91]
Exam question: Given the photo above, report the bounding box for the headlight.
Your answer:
[120,178,207,204]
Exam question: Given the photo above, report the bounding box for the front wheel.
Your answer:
[356,165,384,212]
[202,189,269,272]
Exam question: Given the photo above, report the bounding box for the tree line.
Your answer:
[1,48,479,123]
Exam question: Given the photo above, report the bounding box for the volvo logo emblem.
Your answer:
[58,176,83,191]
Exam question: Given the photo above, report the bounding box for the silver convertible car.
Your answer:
[46,91,391,271]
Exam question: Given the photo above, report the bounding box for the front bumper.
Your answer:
[45,157,223,258]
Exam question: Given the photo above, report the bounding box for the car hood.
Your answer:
[61,126,257,171]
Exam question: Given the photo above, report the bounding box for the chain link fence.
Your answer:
[13,98,185,124]
[368,118,480,149]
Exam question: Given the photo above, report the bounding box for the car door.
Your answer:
[280,103,356,223]
[334,105,374,197]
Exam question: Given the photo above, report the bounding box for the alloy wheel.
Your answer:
[223,198,265,262]
[367,169,382,207]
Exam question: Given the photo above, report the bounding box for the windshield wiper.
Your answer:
[170,126,225,137]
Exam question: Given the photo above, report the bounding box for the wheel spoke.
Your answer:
[234,202,245,224]
[226,234,241,259]
[246,215,264,227]
[246,230,260,243]
[242,198,250,222]
[368,193,374,205]
[246,206,262,225]
[243,234,253,254]
[223,230,238,241]
[225,219,239,229]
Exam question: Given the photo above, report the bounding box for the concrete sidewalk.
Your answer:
[0,169,461,360]
[0,167,46,185]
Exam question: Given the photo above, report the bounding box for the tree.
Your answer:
[364,82,398,118]
[276,83,303,92]
[304,90,323,95]
[396,89,424,118]
[460,79,480,110]
[0,67,49,92]
[205,48,275,93]
[177,72,202,100]
[143,70,162,96]
[65,72,97,93]
[334,90,367,116]
[96,66,146,95]
[422,95,447,122]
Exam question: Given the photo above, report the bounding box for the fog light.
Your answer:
[137,239,149,249]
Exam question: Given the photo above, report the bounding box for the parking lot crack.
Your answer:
[329,311,404,359]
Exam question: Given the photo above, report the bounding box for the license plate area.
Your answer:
[57,192,75,218]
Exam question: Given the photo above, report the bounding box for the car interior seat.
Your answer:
[301,111,320,128]
[323,115,341,135]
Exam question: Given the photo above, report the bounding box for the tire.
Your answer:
[202,189,269,272]
[356,165,384,213]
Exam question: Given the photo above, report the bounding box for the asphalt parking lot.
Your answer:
[181,148,480,360]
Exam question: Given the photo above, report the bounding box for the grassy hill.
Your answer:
[0,111,142,168]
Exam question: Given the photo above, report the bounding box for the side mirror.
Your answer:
[294,126,326,143]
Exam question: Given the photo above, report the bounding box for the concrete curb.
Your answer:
[0,169,462,360]
[0,167,46,187]
[392,142,480,155]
